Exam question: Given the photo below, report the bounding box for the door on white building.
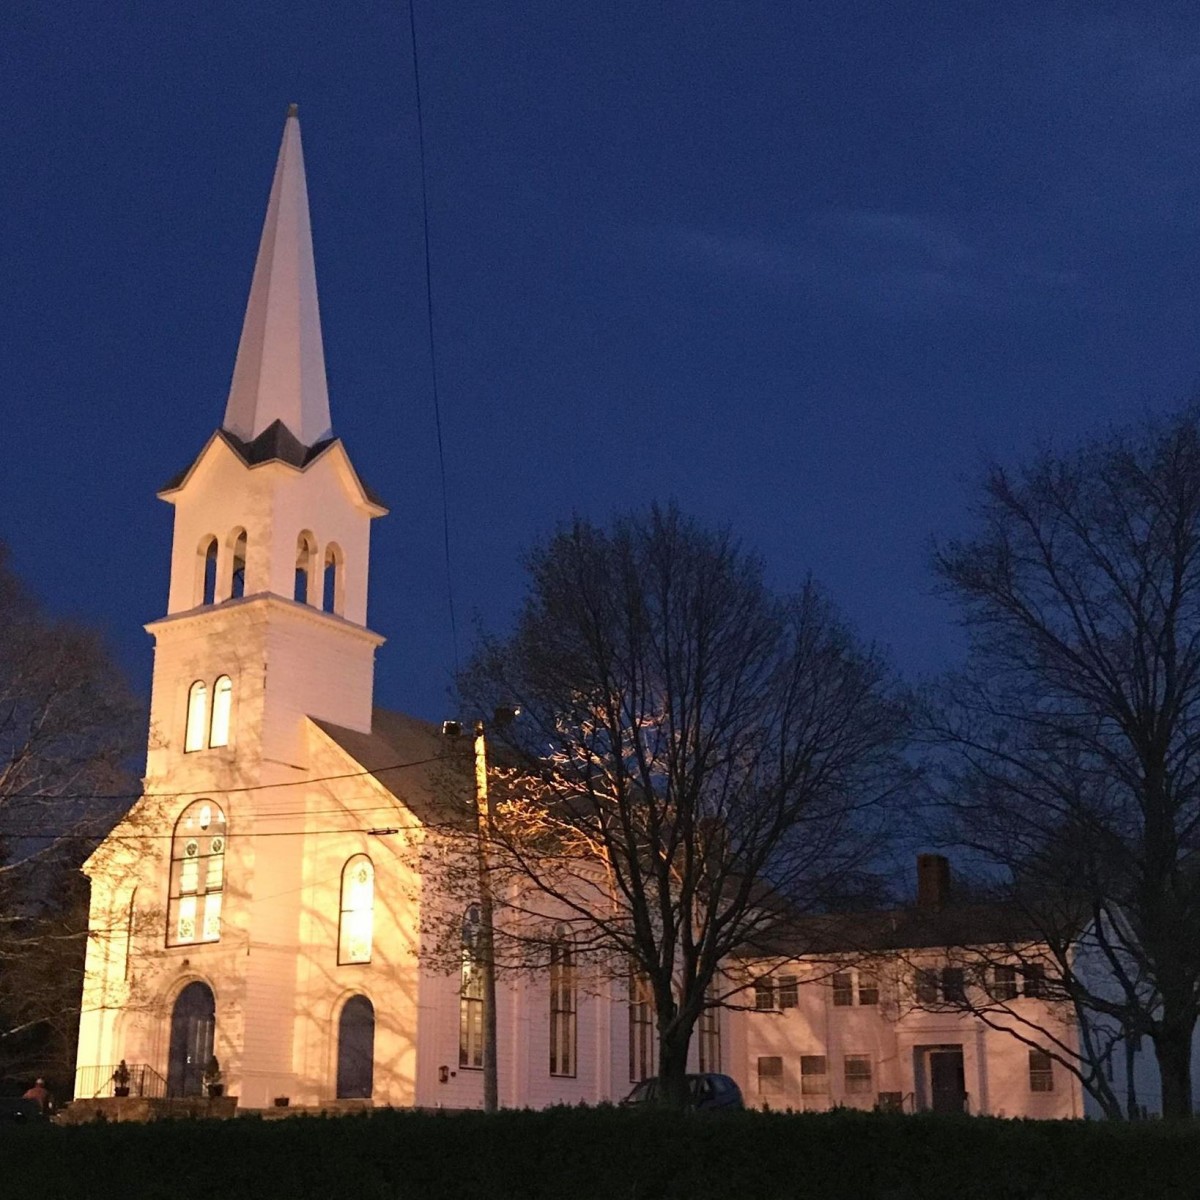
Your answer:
[928,1047,966,1114]
[167,982,215,1097]
[336,995,375,1099]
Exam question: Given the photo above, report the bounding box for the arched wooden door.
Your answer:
[336,995,375,1099]
[168,981,215,1097]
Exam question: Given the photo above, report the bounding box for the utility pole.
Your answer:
[444,706,519,1114]
[473,718,499,1114]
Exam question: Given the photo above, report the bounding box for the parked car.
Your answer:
[621,1073,745,1111]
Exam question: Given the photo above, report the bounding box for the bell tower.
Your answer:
[144,105,387,787]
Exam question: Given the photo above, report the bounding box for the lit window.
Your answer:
[1029,1048,1054,1092]
[629,970,654,1082]
[168,800,226,946]
[338,855,375,965]
[209,675,233,748]
[757,1055,784,1097]
[845,1055,873,1094]
[832,972,853,1007]
[777,976,799,1009]
[460,905,484,1069]
[549,927,576,1077]
[993,965,1019,1001]
[184,681,208,753]
[800,1055,828,1095]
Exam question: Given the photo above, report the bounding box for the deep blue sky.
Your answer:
[4,2,1200,723]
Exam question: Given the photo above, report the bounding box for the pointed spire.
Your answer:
[223,104,333,447]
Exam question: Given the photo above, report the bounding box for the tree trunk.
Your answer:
[1154,1022,1194,1119]
[657,1026,692,1110]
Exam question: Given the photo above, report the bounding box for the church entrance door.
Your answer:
[168,981,215,1097]
[337,995,375,1099]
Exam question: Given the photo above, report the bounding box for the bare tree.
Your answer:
[459,505,909,1108]
[0,543,141,1084]
[928,409,1200,1118]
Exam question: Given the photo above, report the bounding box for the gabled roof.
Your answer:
[744,901,1047,960]
[312,707,472,830]
[158,424,386,510]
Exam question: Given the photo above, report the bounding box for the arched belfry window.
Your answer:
[338,855,375,965]
[459,904,484,1069]
[229,529,247,600]
[184,681,208,753]
[168,800,226,946]
[323,543,344,615]
[336,995,375,1099]
[209,675,233,748]
[295,532,317,604]
[196,536,218,606]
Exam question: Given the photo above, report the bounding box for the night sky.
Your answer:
[5,3,1200,724]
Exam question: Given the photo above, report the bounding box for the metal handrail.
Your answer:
[75,1063,168,1100]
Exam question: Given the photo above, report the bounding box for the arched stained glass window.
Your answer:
[168,800,227,946]
[184,681,208,753]
[338,855,374,965]
[209,675,233,748]
[460,904,484,1069]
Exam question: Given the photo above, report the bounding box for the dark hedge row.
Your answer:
[2,1107,1197,1200]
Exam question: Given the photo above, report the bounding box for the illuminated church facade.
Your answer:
[74,111,1083,1119]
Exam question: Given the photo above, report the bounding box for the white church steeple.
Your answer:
[223,104,333,448]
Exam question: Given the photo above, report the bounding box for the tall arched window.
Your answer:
[196,536,218,606]
[322,543,344,615]
[338,855,375,964]
[184,681,208,753]
[168,800,226,946]
[336,995,375,1099]
[460,904,484,1069]
[549,926,577,1077]
[208,675,233,748]
[295,531,316,604]
[229,529,247,600]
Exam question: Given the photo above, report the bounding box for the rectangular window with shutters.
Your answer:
[993,965,1019,1001]
[832,972,853,1007]
[800,1055,828,1095]
[915,969,939,1005]
[844,1055,873,1094]
[941,967,966,1003]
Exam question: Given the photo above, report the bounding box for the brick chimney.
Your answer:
[916,854,951,909]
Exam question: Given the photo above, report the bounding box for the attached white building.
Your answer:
[74,110,1083,1120]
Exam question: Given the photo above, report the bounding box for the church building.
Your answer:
[74,110,1083,1119]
